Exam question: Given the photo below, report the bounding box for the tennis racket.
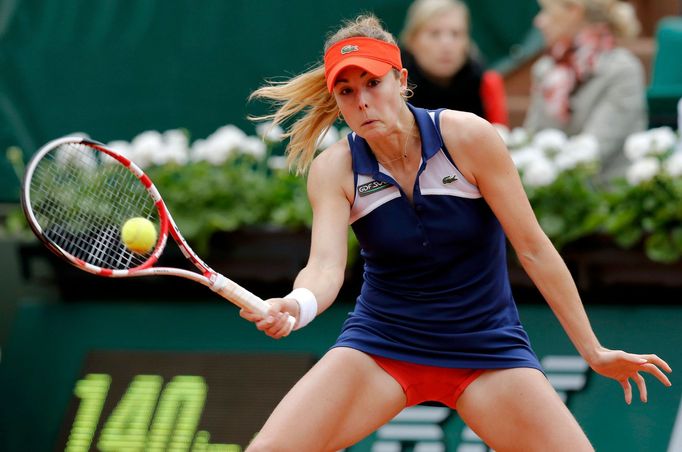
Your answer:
[21,135,295,333]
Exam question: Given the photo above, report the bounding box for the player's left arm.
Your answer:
[439,110,671,402]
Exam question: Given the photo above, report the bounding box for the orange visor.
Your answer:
[324,37,402,93]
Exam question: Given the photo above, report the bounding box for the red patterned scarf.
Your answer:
[540,24,615,123]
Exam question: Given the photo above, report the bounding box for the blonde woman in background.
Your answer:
[244,13,670,452]
[524,0,646,180]
[400,0,509,125]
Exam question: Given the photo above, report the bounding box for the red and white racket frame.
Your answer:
[22,136,295,332]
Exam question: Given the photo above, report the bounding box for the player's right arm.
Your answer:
[240,140,355,338]
[292,140,354,313]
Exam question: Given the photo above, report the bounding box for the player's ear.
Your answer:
[399,68,408,86]
[398,68,409,96]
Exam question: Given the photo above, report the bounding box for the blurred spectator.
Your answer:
[400,0,509,125]
[525,0,646,181]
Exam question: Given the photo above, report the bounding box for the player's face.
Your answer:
[535,1,586,47]
[409,8,470,80]
[332,66,408,140]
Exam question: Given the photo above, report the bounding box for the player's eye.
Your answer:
[368,79,380,87]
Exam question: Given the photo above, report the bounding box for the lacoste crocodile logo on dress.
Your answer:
[442,174,458,184]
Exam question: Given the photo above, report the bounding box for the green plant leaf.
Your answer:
[645,232,680,263]
[613,228,643,248]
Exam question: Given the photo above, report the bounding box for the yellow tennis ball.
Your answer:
[121,217,157,254]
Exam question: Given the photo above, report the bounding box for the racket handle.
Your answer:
[210,274,296,334]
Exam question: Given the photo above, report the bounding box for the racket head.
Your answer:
[21,136,170,276]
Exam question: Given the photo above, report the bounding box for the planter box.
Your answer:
[508,235,682,304]
[208,227,310,284]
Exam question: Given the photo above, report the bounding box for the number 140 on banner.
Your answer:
[65,374,239,452]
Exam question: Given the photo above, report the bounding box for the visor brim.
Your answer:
[326,57,393,92]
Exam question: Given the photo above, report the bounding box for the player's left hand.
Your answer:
[587,346,672,404]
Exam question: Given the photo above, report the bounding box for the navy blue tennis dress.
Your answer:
[333,103,542,372]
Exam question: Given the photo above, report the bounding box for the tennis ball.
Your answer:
[121,217,157,254]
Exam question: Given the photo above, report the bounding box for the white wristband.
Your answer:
[285,287,318,331]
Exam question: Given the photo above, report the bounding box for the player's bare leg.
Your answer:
[456,367,594,451]
[246,347,406,452]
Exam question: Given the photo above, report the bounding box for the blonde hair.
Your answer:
[539,0,641,38]
[400,0,471,49]
[249,15,396,174]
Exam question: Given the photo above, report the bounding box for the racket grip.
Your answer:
[210,274,296,334]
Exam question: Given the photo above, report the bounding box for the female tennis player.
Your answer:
[242,14,672,451]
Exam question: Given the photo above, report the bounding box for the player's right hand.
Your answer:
[239,298,299,339]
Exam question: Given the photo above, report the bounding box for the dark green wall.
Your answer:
[0,0,539,202]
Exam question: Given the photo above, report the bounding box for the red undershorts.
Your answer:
[371,354,485,410]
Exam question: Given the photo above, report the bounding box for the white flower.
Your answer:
[107,140,132,156]
[565,134,599,158]
[626,157,660,185]
[664,151,682,177]
[510,145,545,171]
[210,125,247,153]
[554,152,580,171]
[648,127,677,153]
[55,144,98,171]
[163,129,189,152]
[159,147,188,165]
[151,129,189,166]
[316,126,340,150]
[523,157,558,187]
[555,134,600,170]
[624,131,651,161]
[192,125,247,165]
[131,130,164,169]
[625,128,677,161]
[508,127,530,149]
[493,124,510,145]
[268,155,288,170]
[240,136,267,158]
[192,138,228,165]
[190,139,210,163]
[256,121,285,143]
[532,129,567,152]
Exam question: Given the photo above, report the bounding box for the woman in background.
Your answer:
[400,0,508,125]
[524,0,646,180]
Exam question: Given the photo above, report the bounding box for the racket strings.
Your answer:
[29,143,159,270]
